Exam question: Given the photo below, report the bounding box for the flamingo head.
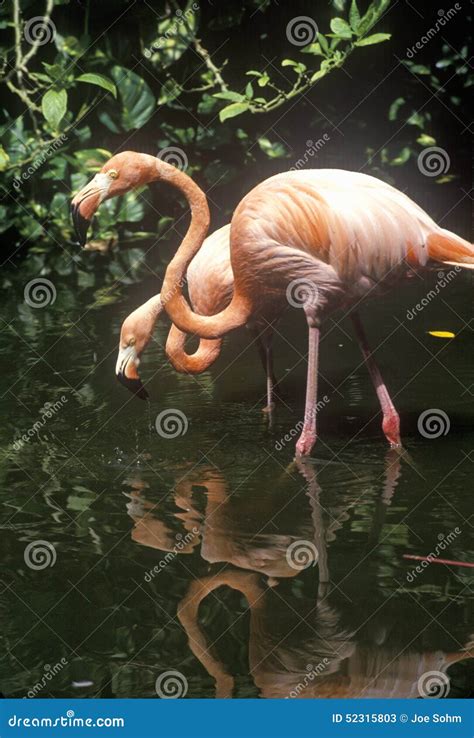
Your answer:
[115,295,163,400]
[71,151,158,247]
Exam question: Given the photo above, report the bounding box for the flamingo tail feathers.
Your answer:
[428,230,474,270]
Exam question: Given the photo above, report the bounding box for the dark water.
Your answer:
[0,264,473,700]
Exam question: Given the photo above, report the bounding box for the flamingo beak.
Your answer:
[115,345,149,400]
[70,176,104,247]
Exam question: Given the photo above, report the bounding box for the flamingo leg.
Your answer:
[252,327,277,415]
[295,325,320,457]
[350,312,401,448]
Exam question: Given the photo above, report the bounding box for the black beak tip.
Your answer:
[71,203,91,248]
[116,372,149,401]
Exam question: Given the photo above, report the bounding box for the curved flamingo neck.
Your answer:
[158,162,251,339]
[165,324,222,374]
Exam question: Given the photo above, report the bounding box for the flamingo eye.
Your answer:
[128,337,136,346]
[108,169,119,179]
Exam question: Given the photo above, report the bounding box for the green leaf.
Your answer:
[0,146,9,171]
[219,102,250,122]
[257,72,269,87]
[245,82,254,99]
[213,91,245,102]
[41,89,68,129]
[76,73,117,98]
[111,66,155,131]
[388,96,405,121]
[330,18,353,39]
[281,59,298,67]
[258,136,287,159]
[117,191,144,223]
[390,146,411,166]
[417,134,436,146]
[317,33,329,55]
[311,69,326,83]
[354,33,391,46]
[349,0,361,31]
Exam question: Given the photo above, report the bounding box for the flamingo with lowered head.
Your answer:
[115,224,278,412]
[71,152,473,456]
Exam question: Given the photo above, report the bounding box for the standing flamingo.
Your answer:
[115,224,277,412]
[71,153,473,456]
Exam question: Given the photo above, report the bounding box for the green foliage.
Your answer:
[370,41,472,180]
[214,0,391,121]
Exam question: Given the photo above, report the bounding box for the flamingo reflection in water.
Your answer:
[125,455,473,698]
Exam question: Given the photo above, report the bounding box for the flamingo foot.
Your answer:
[295,431,317,457]
[382,412,402,448]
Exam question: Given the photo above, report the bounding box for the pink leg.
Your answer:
[351,312,401,448]
[295,325,320,457]
[252,326,277,415]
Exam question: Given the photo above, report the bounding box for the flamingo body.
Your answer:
[71,153,473,455]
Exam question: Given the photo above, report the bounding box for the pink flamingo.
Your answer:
[114,224,277,411]
[71,153,473,456]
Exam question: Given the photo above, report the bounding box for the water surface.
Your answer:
[0,265,473,699]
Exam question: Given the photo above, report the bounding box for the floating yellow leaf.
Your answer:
[428,331,456,339]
